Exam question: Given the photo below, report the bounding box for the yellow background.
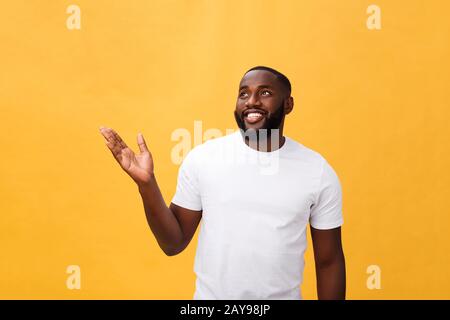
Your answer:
[1,0,449,299]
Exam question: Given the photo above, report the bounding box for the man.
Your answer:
[99,66,346,300]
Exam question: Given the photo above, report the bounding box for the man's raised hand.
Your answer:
[99,126,154,186]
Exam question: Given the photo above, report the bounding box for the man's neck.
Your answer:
[241,130,286,152]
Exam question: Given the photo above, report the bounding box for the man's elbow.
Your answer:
[316,252,346,270]
[162,242,188,257]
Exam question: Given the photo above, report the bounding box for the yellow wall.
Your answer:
[1,0,449,299]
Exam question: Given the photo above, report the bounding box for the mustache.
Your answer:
[235,103,284,120]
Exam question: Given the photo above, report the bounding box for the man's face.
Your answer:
[234,70,288,135]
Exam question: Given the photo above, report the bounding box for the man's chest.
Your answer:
[198,161,318,221]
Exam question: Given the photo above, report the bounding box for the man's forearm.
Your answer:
[315,257,346,300]
[138,175,184,255]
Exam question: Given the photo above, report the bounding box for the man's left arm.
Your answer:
[310,226,346,300]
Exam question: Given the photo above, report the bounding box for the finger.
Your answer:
[110,128,128,149]
[99,126,110,140]
[103,128,125,154]
[137,133,149,153]
[100,127,116,144]
[100,128,123,156]
[104,140,114,151]
[104,137,121,157]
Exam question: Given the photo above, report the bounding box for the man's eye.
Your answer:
[261,90,271,96]
[240,92,248,98]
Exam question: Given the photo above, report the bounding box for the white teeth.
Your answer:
[247,112,263,118]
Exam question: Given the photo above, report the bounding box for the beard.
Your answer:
[234,100,285,138]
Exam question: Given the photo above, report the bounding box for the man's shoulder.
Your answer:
[286,137,327,165]
[288,139,342,183]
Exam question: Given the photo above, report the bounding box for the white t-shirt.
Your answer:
[171,131,343,300]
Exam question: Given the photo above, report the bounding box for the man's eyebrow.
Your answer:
[239,84,275,91]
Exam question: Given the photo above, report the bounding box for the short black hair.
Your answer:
[244,66,292,95]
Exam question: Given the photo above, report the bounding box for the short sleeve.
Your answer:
[309,160,344,230]
[171,148,202,211]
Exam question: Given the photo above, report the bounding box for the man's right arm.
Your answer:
[138,177,202,256]
[99,126,202,257]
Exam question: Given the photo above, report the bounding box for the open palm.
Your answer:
[99,126,154,185]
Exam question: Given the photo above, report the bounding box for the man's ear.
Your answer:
[284,96,294,115]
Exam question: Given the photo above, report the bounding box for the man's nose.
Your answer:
[246,93,261,107]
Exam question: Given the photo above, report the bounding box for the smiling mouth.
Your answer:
[244,110,266,124]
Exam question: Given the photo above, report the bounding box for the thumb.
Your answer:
[137,132,149,153]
